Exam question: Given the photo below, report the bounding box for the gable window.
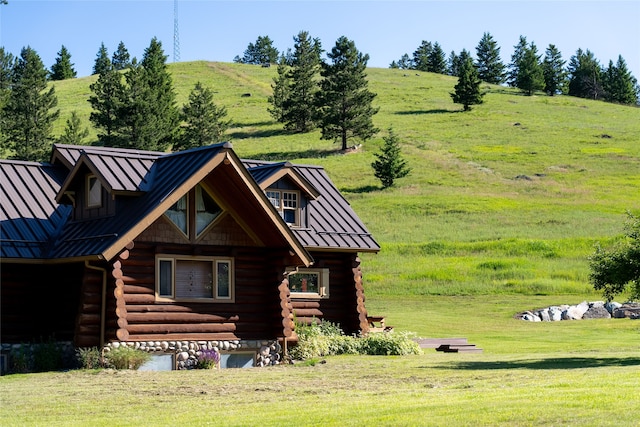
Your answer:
[86,175,102,208]
[164,184,222,239]
[267,189,299,226]
[287,268,329,299]
[156,256,234,302]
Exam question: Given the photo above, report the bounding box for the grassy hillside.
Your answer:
[51,61,640,300]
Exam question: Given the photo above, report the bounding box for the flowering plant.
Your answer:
[196,349,220,369]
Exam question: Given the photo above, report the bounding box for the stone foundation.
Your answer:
[103,339,283,369]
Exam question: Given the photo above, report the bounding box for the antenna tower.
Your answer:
[173,0,180,62]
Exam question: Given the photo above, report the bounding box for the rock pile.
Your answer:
[518,301,640,322]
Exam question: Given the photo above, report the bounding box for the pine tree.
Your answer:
[427,42,447,74]
[175,82,231,150]
[271,31,322,133]
[0,47,14,156]
[372,127,411,188]
[451,56,484,111]
[475,32,505,84]
[1,47,59,161]
[449,49,471,77]
[397,53,412,70]
[542,44,567,96]
[124,37,179,151]
[507,36,528,87]
[49,45,76,80]
[515,42,544,95]
[89,65,126,146]
[57,111,89,145]
[412,40,432,71]
[267,61,290,123]
[316,36,379,151]
[93,42,111,75]
[112,41,131,71]
[568,49,603,100]
[603,56,638,105]
[238,36,279,65]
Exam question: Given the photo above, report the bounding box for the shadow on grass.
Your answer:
[395,109,457,115]
[340,185,381,193]
[432,357,640,370]
[248,148,339,162]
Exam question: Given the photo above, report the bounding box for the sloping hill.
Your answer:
[50,61,640,297]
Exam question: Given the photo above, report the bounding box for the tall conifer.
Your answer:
[50,45,76,80]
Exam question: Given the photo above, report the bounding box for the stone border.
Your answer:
[103,339,282,369]
[517,301,640,322]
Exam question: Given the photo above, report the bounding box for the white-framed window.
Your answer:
[86,175,102,208]
[287,268,330,299]
[267,189,299,226]
[164,184,223,238]
[156,255,234,302]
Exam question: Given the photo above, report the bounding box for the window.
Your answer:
[267,189,299,226]
[86,175,102,208]
[156,256,234,302]
[287,268,329,299]
[164,184,222,238]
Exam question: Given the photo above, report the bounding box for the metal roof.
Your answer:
[1,144,379,261]
[244,160,380,253]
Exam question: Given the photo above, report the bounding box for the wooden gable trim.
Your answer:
[258,165,320,200]
[55,153,114,204]
[218,150,314,268]
[100,151,227,261]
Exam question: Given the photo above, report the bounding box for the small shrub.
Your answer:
[103,346,151,370]
[76,347,103,370]
[360,331,422,356]
[33,339,63,372]
[9,345,31,373]
[196,349,220,369]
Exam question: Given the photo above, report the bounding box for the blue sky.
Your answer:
[2,0,639,79]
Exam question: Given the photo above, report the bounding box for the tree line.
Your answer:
[0,39,230,161]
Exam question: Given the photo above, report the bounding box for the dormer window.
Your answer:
[86,175,102,208]
[165,184,222,239]
[267,189,299,226]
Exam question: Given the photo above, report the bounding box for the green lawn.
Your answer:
[1,62,638,425]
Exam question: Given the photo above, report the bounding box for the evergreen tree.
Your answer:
[475,32,505,84]
[57,111,89,145]
[237,35,279,65]
[427,42,447,74]
[448,49,471,77]
[316,36,379,151]
[0,47,14,156]
[93,42,111,75]
[515,42,544,95]
[568,49,603,100]
[397,53,412,70]
[267,61,290,123]
[451,56,484,111]
[603,56,638,105]
[271,31,322,133]
[542,44,567,96]
[89,64,126,146]
[412,40,432,71]
[49,45,76,80]
[175,82,231,150]
[507,36,527,87]
[1,47,59,161]
[372,127,411,188]
[112,41,131,71]
[124,37,179,151]
[389,60,399,69]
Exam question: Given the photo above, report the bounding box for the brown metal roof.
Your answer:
[244,160,380,253]
[1,144,378,262]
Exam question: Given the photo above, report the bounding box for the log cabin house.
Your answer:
[0,143,379,369]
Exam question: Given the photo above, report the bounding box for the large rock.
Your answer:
[582,304,611,319]
[605,301,622,315]
[613,303,640,319]
[564,301,590,320]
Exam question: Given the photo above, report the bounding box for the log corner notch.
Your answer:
[353,256,370,334]
[278,272,294,340]
[113,241,134,343]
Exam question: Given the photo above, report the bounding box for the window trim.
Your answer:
[286,268,330,299]
[156,255,235,303]
[267,189,300,226]
[86,174,102,208]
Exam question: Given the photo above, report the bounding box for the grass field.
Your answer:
[1,62,638,425]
